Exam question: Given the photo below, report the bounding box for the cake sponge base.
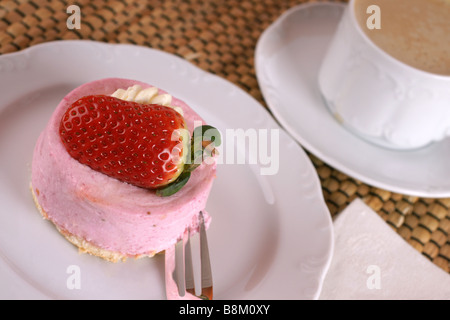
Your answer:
[30,183,158,263]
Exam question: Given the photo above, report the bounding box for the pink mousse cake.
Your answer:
[30,78,216,262]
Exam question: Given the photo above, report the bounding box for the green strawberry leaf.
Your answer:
[155,171,191,197]
[184,125,221,173]
[192,125,221,147]
[156,125,220,197]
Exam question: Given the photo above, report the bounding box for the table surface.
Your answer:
[1,0,449,275]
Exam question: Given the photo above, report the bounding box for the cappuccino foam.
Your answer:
[354,0,450,76]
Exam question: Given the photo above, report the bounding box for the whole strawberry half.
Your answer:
[59,95,194,195]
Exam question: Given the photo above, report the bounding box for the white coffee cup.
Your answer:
[318,0,450,150]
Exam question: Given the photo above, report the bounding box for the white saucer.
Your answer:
[0,40,333,299]
[255,2,450,198]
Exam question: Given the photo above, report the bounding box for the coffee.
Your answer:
[354,0,450,76]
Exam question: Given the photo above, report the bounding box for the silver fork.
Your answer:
[165,211,213,300]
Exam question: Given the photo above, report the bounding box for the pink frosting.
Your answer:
[31,78,216,257]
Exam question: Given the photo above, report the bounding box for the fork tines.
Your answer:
[172,211,213,300]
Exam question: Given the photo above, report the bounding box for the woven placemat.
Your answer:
[1,0,449,275]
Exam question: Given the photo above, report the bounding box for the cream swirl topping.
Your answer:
[111,85,184,116]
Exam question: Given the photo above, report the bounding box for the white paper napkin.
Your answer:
[319,198,450,300]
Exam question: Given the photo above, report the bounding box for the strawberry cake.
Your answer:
[30,78,219,262]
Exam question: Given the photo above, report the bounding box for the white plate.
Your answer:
[0,40,333,299]
[255,2,450,198]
